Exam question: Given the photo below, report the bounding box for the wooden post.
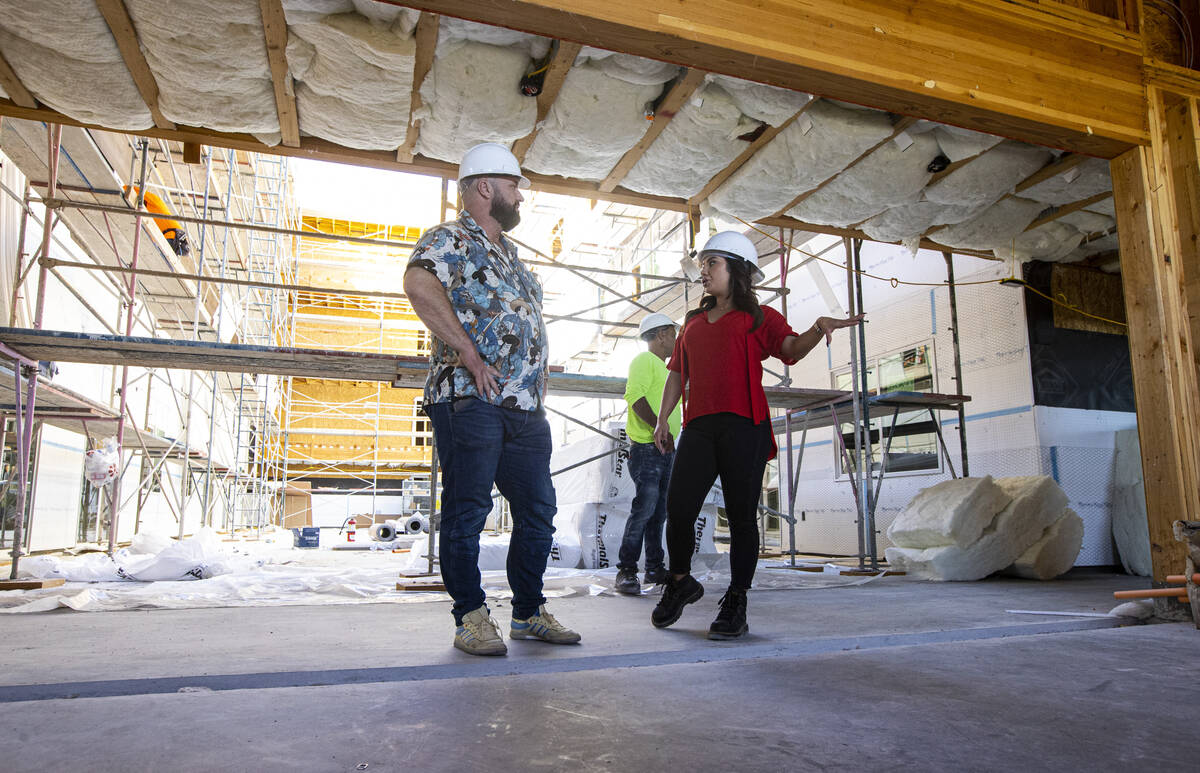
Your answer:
[1110,84,1200,589]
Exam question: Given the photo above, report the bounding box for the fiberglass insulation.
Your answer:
[0,0,153,129]
[706,100,895,222]
[524,52,678,182]
[285,11,416,149]
[924,141,1053,212]
[1019,157,1112,206]
[929,196,1047,254]
[124,0,281,144]
[412,21,547,163]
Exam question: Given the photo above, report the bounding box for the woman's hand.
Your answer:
[653,420,675,455]
[813,313,865,345]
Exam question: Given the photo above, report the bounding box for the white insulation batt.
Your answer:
[885,475,1074,581]
[706,100,895,222]
[0,1,153,130]
[524,52,677,181]
[1004,508,1084,580]
[413,20,547,162]
[621,75,811,198]
[928,123,1003,162]
[886,475,1013,550]
[860,200,978,247]
[930,196,1048,255]
[284,4,419,149]
[925,142,1053,212]
[1020,157,1112,206]
[124,0,281,144]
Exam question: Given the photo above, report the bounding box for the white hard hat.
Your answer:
[459,142,530,189]
[700,230,765,281]
[637,312,678,337]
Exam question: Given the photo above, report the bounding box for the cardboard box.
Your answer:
[282,482,312,529]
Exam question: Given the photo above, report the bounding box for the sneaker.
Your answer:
[643,566,669,586]
[708,588,749,640]
[651,574,704,628]
[454,606,507,656]
[615,567,641,595]
[510,605,582,644]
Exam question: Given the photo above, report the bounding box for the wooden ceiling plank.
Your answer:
[599,68,706,193]
[396,12,439,163]
[258,0,300,148]
[688,98,818,207]
[94,0,175,130]
[512,40,582,163]
[1023,191,1113,231]
[770,115,920,219]
[0,50,37,109]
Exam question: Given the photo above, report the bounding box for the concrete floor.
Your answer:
[1,569,1196,772]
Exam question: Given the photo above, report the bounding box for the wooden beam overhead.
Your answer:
[688,99,817,207]
[258,0,300,148]
[0,50,37,109]
[512,40,582,163]
[389,0,1146,156]
[1013,153,1088,194]
[599,67,706,193]
[1023,191,1113,232]
[771,115,919,218]
[396,12,439,163]
[94,0,175,130]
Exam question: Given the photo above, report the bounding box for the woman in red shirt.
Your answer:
[651,231,862,639]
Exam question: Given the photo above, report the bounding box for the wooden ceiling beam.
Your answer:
[95,0,175,130]
[396,12,439,163]
[770,115,919,219]
[512,40,582,163]
[258,0,300,148]
[1023,191,1113,231]
[0,50,37,109]
[688,98,817,207]
[1013,152,1088,194]
[599,67,706,193]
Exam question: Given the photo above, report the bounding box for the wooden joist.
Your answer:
[1013,153,1088,194]
[599,68,706,193]
[396,12,439,163]
[95,0,175,130]
[258,0,300,148]
[1023,191,1113,232]
[0,50,37,109]
[511,40,582,163]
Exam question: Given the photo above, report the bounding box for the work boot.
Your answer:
[643,566,669,586]
[615,566,641,595]
[708,588,749,640]
[651,574,704,628]
[454,605,507,656]
[510,605,582,644]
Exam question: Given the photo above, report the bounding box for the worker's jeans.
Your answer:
[617,442,672,572]
[426,398,557,625]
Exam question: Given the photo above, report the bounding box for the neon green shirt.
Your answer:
[624,351,681,444]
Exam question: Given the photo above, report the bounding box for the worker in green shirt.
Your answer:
[615,313,682,595]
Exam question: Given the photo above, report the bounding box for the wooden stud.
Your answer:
[0,50,37,109]
[599,68,706,193]
[396,12,439,163]
[511,40,582,163]
[258,0,300,148]
[95,0,175,130]
[771,115,919,218]
[182,142,202,164]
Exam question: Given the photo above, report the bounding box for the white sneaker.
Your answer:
[454,606,507,656]
[510,605,582,644]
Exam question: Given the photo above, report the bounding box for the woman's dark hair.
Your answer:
[685,253,764,331]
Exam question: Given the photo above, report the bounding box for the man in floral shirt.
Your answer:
[404,143,579,656]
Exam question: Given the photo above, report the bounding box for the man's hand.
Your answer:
[460,348,502,400]
[653,422,675,455]
[814,313,866,345]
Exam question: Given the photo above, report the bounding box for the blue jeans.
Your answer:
[426,399,557,624]
[617,441,673,572]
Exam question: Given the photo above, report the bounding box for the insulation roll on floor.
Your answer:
[370,521,399,542]
[404,515,427,534]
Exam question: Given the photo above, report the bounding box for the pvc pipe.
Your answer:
[1113,588,1189,599]
[1165,574,1200,584]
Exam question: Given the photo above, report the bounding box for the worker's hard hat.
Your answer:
[699,231,765,281]
[459,142,530,189]
[638,312,678,338]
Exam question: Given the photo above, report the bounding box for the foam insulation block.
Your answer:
[286,11,415,149]
[707,74,811,126]
[1004,508,1084,580]
[1020,157,1112,206]
[885,475,1070,581]
[924,142,1053,211]
[524,59,671,181]
[930,124,1003,162]
[125,0,280,144]
[886,475,1013,549]
[414,40,538,163]
[0,2,153,129]
[707,100,895,221]
[930,196,1047,254]
[621,81,755,198]
[859,200,979,245]
[1112,428,1151,576]
[789,131,941,227]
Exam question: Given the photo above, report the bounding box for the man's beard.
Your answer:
[491,196,520,232]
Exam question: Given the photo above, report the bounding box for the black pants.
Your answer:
[666,412,772,590]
